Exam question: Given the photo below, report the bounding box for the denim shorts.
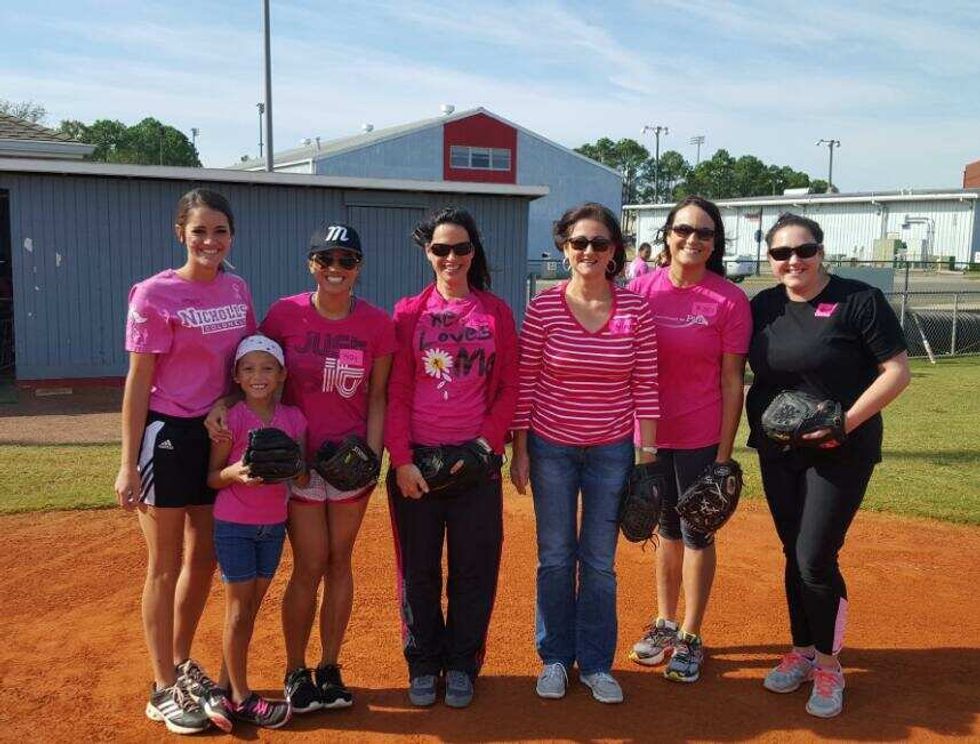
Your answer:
[213,519,287,583]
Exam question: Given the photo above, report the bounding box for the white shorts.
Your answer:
[289,470,373,506]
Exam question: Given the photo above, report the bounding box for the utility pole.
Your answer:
[191,128,199,148]
[262,0,274,172]
[815,138,841,192]
[257,103,265,159]
[689,134,705,166]
[642,125,669,202]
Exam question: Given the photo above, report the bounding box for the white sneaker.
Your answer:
[806,667,845,718]
[536,662,568,699]
[763,651,815,694]
[580,671,624,704]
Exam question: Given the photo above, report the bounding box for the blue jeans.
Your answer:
[529,432,633,674]
[213,520,287,583]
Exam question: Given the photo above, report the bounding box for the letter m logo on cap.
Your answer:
[324,225,348,242]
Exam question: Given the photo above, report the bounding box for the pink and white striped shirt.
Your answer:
[513,282,659,446]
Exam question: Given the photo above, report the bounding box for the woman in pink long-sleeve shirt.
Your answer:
[384,206,519,709]
[510,202,659,705]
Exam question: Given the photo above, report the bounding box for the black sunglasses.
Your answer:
[429,241,474,257]
[671,224,716,241]
[310,250,361,270]
[769,243,822,261]
[566,236,613,253]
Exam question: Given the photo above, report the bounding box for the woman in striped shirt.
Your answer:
[511,202,660,704]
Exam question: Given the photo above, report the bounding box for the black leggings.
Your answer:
[760,454,875,656]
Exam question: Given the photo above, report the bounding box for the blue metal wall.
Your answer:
[315,128,443,181]
[0,172,532,381]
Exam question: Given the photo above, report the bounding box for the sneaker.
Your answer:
[176,658,229,730]
[445,670,474,708]
[763,651,816,694]
[409,674,438,707]
[284,667,323,714]
[315,663,354,709]
[231,693,292,729]
[629,617,679,666]
[664,630,704,683]
[580,671,624,704]
[806,667,845,718]
[145,683,210,735]
[535,662,568,700]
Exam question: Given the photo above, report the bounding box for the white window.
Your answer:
[449,145,512,171]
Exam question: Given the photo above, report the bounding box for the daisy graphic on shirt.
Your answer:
[423,347,454,399]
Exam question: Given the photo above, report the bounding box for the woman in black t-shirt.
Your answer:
[747,213,910,719]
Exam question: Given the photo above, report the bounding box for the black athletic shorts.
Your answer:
[137,411,215,508]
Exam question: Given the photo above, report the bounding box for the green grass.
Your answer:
[1,358,978,522]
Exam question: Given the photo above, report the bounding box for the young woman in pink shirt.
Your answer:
[385,206,519,709]
[626,195,751,684]
[511,202,660,704]
[115,189,256,735]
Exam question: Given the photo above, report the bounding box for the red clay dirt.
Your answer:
[0,491,978,743]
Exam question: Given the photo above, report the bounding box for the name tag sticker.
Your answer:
[608,315,634,335]
[692,302,717,317]
[338,349,364,365]
[815,303,839,318]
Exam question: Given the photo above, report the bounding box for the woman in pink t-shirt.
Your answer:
[384,206,519,709]
[114,189,256,735]
[626,195,751,685]
[626,242,652,281]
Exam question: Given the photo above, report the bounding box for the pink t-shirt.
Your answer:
[125,270,255,418]
[628,267,751,449]
[410,291,496,446]
[214,401,307,524]
[627,256,651,280]
[260,295,397,453]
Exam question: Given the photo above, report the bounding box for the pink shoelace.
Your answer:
[812,667,842,696]
[776,651,812,672]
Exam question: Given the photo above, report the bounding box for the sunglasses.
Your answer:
[310,251,361,270]
[671,224,716,241]
[768,243,822,261]
[429,241,474,257]
[566,236,613,253]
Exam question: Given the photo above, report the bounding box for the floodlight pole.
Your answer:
[262,0,274,172]
[689,134,705,166]
[816,138,840,191]
[257,103,265,159]
[642,125,669,202]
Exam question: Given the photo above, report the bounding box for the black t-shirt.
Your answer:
[746,275,907,463]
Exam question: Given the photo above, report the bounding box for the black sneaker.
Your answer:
[231,693,292,729]
[176,658,230,731]
[284,667,323,713]
[145,682,210,735]
[315,663,354,709]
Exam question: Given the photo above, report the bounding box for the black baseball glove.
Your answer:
[313,435,381,492]
[675,460,743,534]
[761,390,847,448]
[412,439,499,494]
[242,427,305,483]
[617,461,667,544]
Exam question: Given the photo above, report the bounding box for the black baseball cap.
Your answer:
[309,223,362,256]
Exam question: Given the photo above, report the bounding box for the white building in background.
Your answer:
[625,188,980,266]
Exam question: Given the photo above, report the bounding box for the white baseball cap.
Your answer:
[234,335,285,367]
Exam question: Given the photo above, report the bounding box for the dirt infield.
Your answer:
[1,493,978,743]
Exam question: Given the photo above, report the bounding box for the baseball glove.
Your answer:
[313,435,381,492]
[617,461,667,544]
[761,390,847,448]
[242,427,305,483]
[675,460,743,534]
[412,439,499,494]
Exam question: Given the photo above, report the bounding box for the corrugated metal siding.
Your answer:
[315,128,444,181]
[0,173,531,380]
[634,199,979,263]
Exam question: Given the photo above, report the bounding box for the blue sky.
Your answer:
[3,0,978,191]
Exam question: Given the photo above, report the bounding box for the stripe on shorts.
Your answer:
[138,420,165,506]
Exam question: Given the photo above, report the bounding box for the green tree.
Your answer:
[576,137,650,204]
[0,99,47,123]
[638,150,690,202]
[57,117,201,167]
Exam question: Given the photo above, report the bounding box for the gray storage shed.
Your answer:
[0,159,546,382]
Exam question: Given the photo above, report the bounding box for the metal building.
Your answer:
[626,189,980,266]
[0,158,546,383]
[235,107,622,262]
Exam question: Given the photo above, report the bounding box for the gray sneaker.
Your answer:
[580,671,624,704]
[806,667,845,718]
[444,670,474,708]
[630,617,679,666]
[535,662,568,699]
[664,630,704,683]
[408,675,437,707]
[763,651,815,694]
